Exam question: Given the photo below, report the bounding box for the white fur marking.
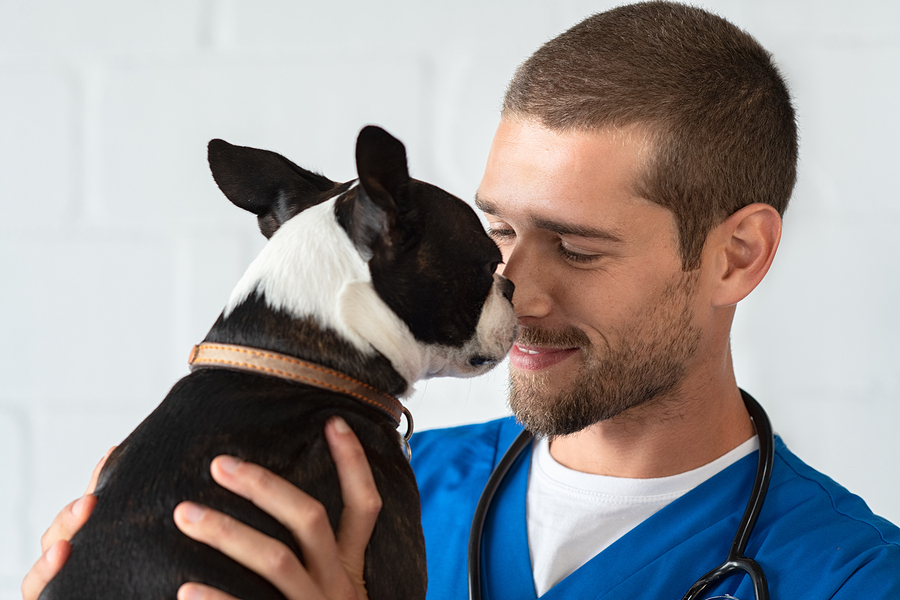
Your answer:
[223,189,516,393]
[224,194,375,351]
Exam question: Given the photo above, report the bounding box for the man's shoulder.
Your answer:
[761,438,900,589]
[771,437,900,541]
[409,416,523,476]
[411,416,519,448]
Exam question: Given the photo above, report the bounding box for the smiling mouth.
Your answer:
[515,344,570,354]
[509,344,579,370]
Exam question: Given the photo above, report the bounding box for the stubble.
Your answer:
[508,270,702,437]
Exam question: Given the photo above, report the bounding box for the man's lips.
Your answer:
[509,344,579,371]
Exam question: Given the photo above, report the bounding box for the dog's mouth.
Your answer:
[468,355,498,367]
[467,322,518,369]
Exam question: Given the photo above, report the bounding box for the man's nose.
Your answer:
[499,244,552,319]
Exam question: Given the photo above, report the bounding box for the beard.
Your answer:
[508,270,702,437]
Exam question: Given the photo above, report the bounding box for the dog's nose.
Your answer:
[500,277,515,303]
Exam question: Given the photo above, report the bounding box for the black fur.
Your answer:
[362,179,502,346]
[40,370,425,600]
[207,138,348,239]
[39,126,509,599]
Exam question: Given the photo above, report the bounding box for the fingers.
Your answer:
[324,417,382,591]
[38,446,110,553]
[85,446,116,495]
[21,541,71,600]
[174,417,380,600]
[39,494,97,555]
[219,455,349,594]
[174,500,321,600]
[24,447,112,600]
[177,453,356,600]
[177,582,241,600]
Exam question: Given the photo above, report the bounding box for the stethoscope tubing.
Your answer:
[467,427,533,600]
[467,390,774,600]
[680,390,774,600]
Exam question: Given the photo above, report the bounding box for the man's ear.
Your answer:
[707,203,782,307]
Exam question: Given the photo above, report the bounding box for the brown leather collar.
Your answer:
[188,343,410,434]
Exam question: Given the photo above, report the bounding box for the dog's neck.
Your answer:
[204,292,410,396]
[203,197,428,398]
[188,342,406,426]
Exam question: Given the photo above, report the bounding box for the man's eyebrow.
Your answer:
[532,215,625,242]
[473,194,497,216]
[474,194,625,243]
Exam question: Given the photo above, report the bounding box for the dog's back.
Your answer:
[41,369,426,600]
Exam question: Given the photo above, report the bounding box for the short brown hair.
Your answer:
[503,1,798,269]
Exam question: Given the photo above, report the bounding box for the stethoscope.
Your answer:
[467,389,775,600]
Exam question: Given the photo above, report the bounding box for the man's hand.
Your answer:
[174,416,381,600]
[21,447,113,600]
[23,416,382,600]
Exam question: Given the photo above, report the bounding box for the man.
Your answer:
[24,2,900,599]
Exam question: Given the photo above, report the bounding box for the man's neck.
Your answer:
[548,381,754,479]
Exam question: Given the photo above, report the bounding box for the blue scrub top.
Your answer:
[410,416,900,600]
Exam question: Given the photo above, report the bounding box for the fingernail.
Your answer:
[45,541,64,564]
[72,496,87,517]
[216,455,242,474]
[330,416,350,434]
[178,584,206,600]
[180,502,207,523]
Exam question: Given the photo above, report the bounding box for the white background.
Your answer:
[1,0,898,594]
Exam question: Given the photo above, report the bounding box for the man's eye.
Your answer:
[487,227,516,241]
[557,243,602,264]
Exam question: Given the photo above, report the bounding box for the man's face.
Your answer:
[476,118,704,436]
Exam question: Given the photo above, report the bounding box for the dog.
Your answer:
[39,126,517,600]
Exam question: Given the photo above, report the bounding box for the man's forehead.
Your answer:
[481,119,653,195]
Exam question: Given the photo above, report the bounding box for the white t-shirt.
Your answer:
[526,435,759,596]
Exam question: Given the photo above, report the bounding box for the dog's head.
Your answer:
[207,126,517,391]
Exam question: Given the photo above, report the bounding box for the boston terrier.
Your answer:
[40,126,517,600]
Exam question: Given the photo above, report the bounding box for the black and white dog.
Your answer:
[40,126,517,600]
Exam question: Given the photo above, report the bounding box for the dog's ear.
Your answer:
[342,126,418,260]
[208,139,337,238]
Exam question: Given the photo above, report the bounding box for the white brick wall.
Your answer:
[1,0,898,593]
